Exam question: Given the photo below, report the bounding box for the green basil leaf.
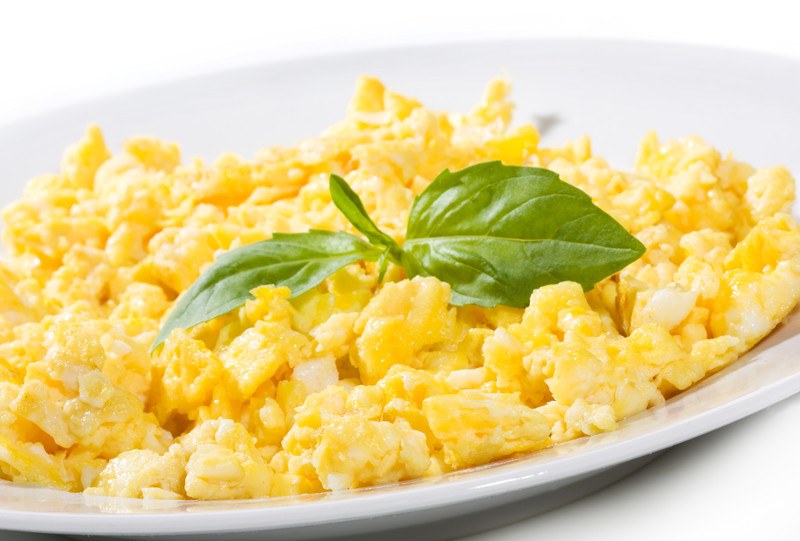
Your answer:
[152,230,381,350]
[329,174,402,261]
[404,162,646,307]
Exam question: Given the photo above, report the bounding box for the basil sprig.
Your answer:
[152,162,645,350]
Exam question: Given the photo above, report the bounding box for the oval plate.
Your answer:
[0,39,798,541]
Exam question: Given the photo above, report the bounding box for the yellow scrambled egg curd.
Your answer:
[0,76,798,500]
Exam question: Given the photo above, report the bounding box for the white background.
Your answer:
[1,1,799,540]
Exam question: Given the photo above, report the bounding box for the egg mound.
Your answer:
[0,77,798,500]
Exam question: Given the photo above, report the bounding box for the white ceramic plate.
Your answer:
[0,39,798,541]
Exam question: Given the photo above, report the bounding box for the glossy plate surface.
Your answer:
[0,39,798,541]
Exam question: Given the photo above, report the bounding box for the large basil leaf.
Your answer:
[404,162,646,307]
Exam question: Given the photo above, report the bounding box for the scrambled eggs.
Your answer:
[0,76,798,500]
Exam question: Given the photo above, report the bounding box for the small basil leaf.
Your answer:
[152,230,381,351]
[376,251,389,283]
[329,174,402,261]
[404,162,645,306]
